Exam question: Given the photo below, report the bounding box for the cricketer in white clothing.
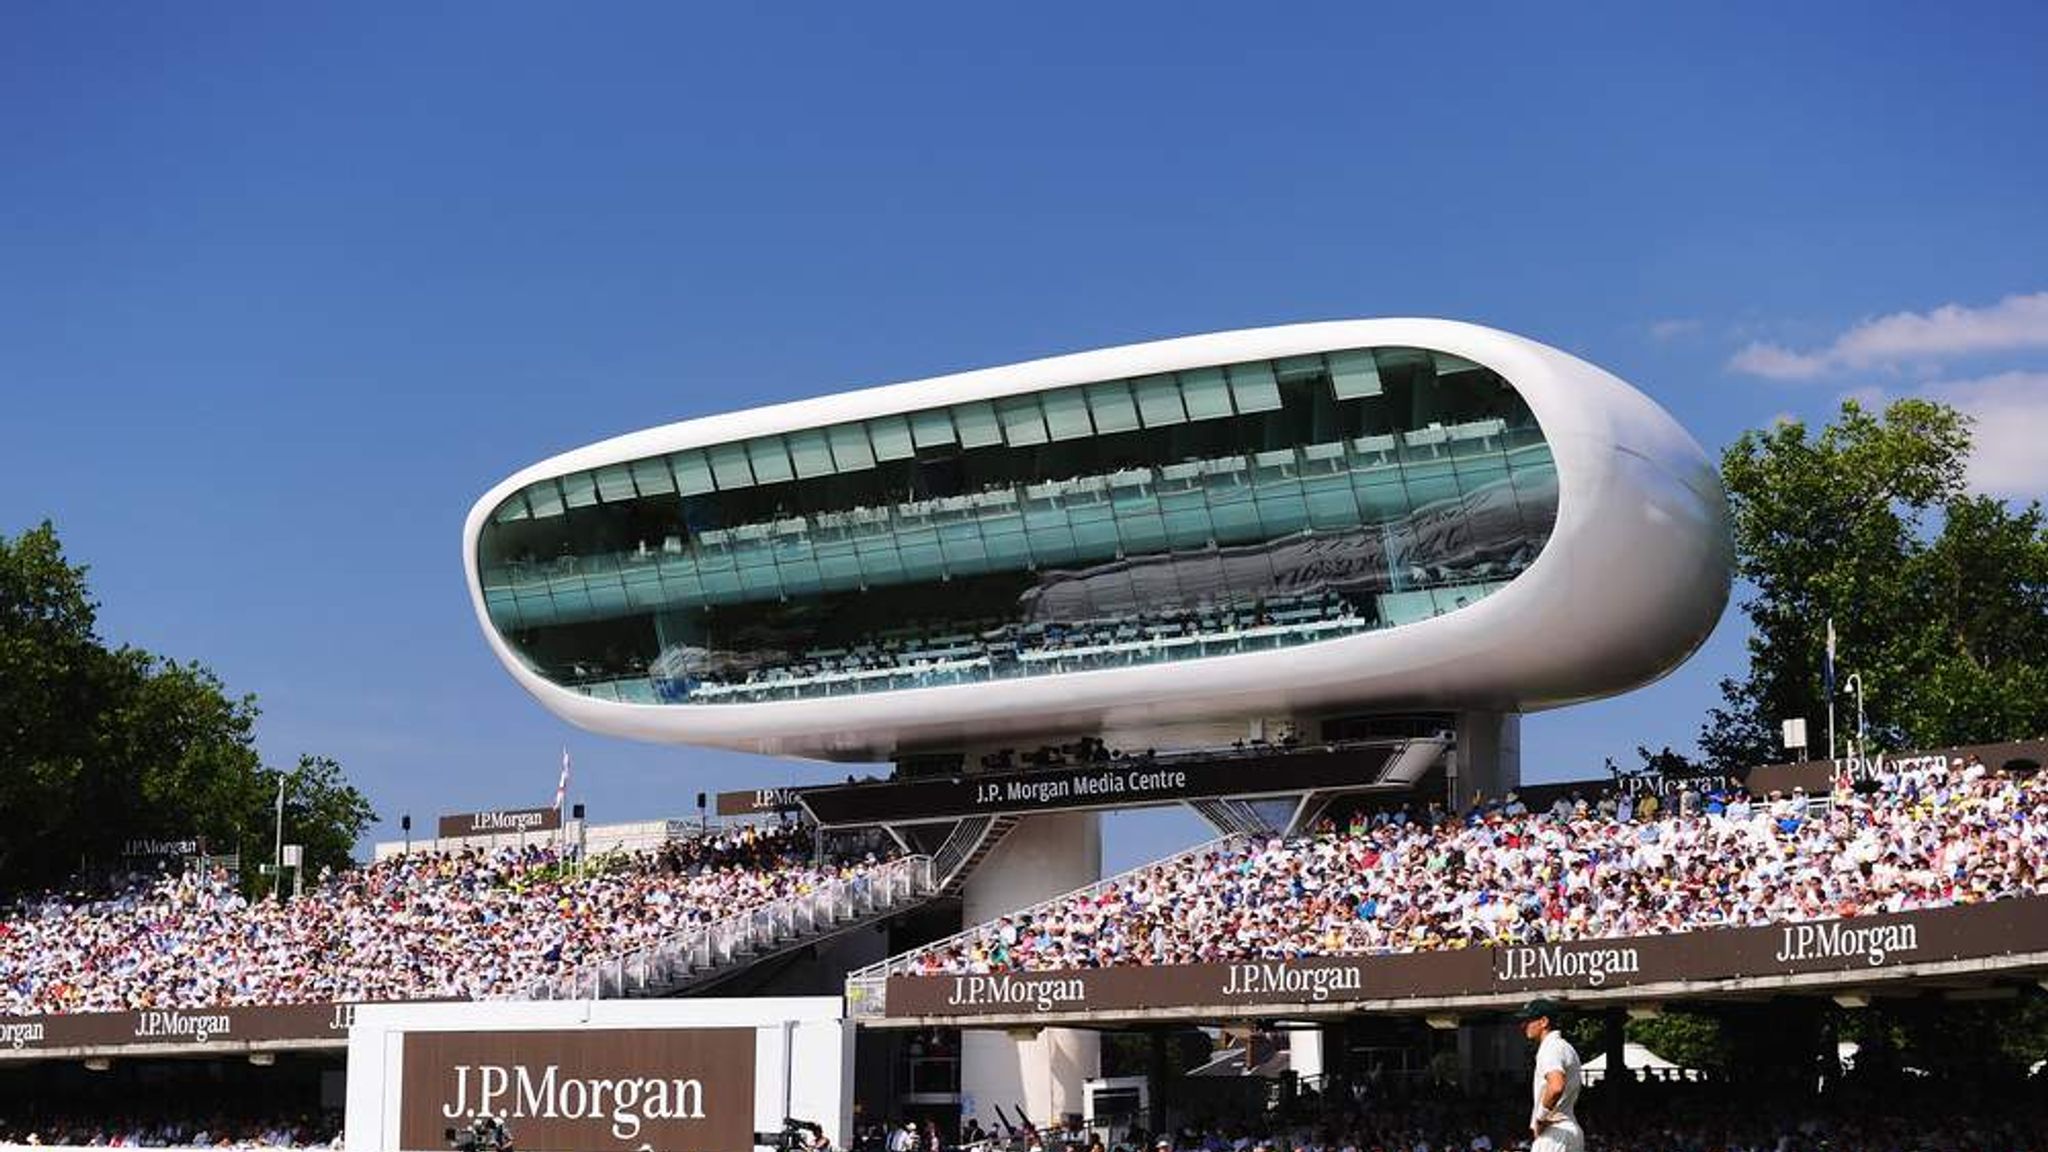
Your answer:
[1514,998,1583,1152]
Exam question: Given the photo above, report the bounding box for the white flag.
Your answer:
[553,747,571,812]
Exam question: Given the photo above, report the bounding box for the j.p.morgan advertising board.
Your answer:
[880,896,2048,1022]
[399,1029,754,1152]
[346,998,852,1152]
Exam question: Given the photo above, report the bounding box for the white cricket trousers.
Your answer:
[1531,1121,1584,1152]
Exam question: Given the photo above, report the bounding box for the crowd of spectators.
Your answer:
[0,1109,340,1148]
[0,823,888,1014]
[902,755,2048,973]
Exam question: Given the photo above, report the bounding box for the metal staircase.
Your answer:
[929,813,1023,895]
[518,855,935,1001]
[1187,796,1281,838]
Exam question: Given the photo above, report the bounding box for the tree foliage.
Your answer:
[0,522,374,894]
[1703,399,2048,768]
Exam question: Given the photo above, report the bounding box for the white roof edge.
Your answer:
[467,318,1538,525]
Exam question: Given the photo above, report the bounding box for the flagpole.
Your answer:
[1824,618,1838,762]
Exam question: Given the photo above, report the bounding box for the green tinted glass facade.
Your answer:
[477,346,1556,705]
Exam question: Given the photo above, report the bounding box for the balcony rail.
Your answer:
[518,854,934,1001]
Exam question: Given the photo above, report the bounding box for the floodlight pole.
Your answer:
[272,773,287,898]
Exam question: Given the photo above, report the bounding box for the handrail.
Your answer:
[930,815,1002,886]
[520,854,934,1001]
[845,834,1244,1017]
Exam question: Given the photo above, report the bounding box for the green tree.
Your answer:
[1625,1009,1730,1075]
[1702,399,2048,768]
[0,521,375,894]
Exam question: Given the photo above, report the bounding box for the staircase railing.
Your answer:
[521,854,934,1001]
[930,816,998,886]
[845,834,1243,1018]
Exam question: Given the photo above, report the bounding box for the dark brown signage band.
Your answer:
[435,806,565,839]
[883,895,2048,1017]
[800,744,1400,826]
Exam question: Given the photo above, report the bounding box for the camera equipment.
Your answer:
[756,1117,827,1152]
[446,1115,514,1152]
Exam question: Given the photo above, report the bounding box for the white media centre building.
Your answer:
[463,319,1733,1122]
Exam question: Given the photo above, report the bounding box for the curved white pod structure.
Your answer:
[464,320,1731,760]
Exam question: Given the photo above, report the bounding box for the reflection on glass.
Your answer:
[477,346,1558,704]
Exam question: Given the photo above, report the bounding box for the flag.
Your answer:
[553,747,571,812]
[1823,618,1837,699]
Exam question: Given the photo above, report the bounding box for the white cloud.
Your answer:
[1730,291,2048,380]
[1730,342,1828,380]
[1922,371,2048,498]
[1839,372,2048,499]
[1648,318,1701,341]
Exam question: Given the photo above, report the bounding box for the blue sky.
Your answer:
[5,4,2045,872]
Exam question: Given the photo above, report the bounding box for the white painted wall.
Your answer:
[343,998,850,1152]
[958,814,1102,1129]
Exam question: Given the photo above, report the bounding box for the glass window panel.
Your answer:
[1117,509,1168,554]
[1274,354,1327,383]
[816,546,863,587]
[622,567,666,611]
[747,437,795,484]
[911,409,957,448]
[1228,362,1282,413]
[1433,351,1484,376]
[1085,380,1140,433]
[998,396,1049,446]
[737,561,783,597]
[595,465,636,503]
[527,480,566,519]
[699,566,743,598]
[1179,367,1234,420]
[777,558,823,598]
[1402,459,1461,511]
[1253,485,1309,537]
[1133,375,1187,427]
[562,472,600,509]
[1069,504,1119,555]
[868,415,915,461]
[658,564,704,604]
[671,450,716,495]
[827,424,877,472]
[630,459,676,496]
[939,524,991,574]
[1329,350,1383,399]
[1022,506,1080,565]
[787,430,837,479]
[585,576,629,615]
[894,540,942,581]
[1159,491,1214,548]
[952,401,1004,448]
[983,525,1032,566]
[1303,476,1361,530]
[1042,389,1094,441]
[1353,476,1411,524]
[708,443,755,490]
[493,494,531,523]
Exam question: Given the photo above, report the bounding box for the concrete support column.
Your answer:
[1453,711,1522,810]
[1601,1010,1627,1105]
[959,812,1102,1130]
[1289,1029,1324,1084]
